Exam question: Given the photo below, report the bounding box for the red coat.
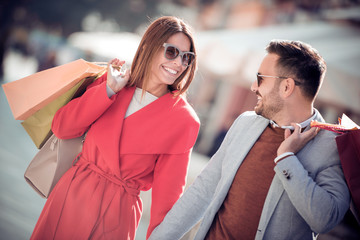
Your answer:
[31,74,200,240]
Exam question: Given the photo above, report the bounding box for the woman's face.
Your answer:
[147,32,191,97]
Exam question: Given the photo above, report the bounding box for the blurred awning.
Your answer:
[196,21,360,113]
[68,31,141,63]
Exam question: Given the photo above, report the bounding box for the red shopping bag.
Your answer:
[311,116,360,224]
[336,129,360,222]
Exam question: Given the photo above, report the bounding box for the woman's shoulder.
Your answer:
[171,94,200,125]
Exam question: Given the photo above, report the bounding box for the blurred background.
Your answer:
[1,0,360,239]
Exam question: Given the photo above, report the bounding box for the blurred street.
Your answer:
[0,55,45,239]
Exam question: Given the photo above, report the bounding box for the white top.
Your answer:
[125,87,158,118]
[106,84,158,118]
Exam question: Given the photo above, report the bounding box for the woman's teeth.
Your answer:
[164,67,177,75]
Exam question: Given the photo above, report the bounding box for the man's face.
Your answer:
[251,54,284,120]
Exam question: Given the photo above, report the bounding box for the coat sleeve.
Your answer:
[147,151,191,239]
[51,73,116,139]
[148,116,242,240]
[274,130,350,234]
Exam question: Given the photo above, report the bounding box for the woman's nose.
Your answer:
[173,54,183,66]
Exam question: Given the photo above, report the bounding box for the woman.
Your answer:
[31,16,200,240]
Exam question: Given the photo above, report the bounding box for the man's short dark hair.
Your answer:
[266,39,326,100]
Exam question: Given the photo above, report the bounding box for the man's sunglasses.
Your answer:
[256,73,302,86]
[163,43,195,67]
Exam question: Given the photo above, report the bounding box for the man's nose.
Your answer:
[250,80,258,92]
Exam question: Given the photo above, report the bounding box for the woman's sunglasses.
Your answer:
[163,43,195,67]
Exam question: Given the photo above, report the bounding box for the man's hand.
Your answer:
[277,123,320,156]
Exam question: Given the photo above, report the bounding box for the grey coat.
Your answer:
[149,110,350,240]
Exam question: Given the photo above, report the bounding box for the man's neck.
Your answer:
[273,105,314,127]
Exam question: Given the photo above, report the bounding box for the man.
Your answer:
[149,39,350,240]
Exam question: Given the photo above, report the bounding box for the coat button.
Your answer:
[282,170,290,179]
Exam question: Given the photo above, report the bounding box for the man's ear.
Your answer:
[282,78,296,98]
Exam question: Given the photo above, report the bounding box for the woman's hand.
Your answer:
[107,58,130,93]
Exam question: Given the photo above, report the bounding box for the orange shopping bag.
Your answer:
[2,59,106,148]
[2,59,105,120]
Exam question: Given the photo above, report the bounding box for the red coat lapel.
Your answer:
[90,86,199,173]
[120,92,200,155]
[90,87,135,174]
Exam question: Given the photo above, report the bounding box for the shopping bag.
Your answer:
[2,58,104,120]
[2,59,106,148]
[24,133,84,198]
[20,75,97,148]
[335,129,360,221]
[311,114,360,224]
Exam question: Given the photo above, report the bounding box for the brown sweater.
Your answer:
[205,125,285,240]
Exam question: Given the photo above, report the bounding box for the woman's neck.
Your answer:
[142,83,169,97]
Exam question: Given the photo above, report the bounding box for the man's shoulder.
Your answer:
[311,108,339,147]
[317,127,339,139]
[226,111,269,138]
[301,127,340,169]
[240,111,257,117]
[312,128,339,155]
[234,111,267,125]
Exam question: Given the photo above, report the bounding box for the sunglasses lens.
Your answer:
[165,46,179,60]
[182,53,195,66]
[256,75,262,86]
[164,44,195,66]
